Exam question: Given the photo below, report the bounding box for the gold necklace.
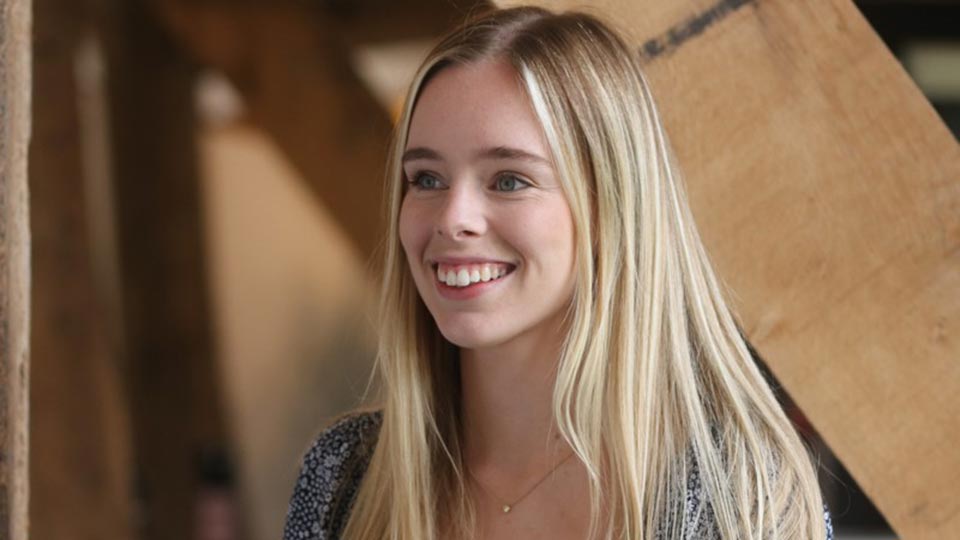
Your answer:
[468,451,576,514]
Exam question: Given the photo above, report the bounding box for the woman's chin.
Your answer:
[438,331,491,351]
[435,323,507,351]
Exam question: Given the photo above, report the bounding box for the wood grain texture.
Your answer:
[0,0,31,538]
[496,1,960,538]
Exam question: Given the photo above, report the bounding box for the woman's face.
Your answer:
[399,60,576,352]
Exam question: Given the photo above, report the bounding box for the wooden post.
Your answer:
[496,0,960,538]
[0,1,32,539]
[28,0,137,537]
[100,1,234,539]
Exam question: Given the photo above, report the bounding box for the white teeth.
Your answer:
[436,263,513,287]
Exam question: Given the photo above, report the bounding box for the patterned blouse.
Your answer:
[283,412,834,539]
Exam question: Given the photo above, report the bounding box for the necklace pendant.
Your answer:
[502,505,511,513]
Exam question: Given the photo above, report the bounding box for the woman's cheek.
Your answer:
[398,200,420,256]
[398,199,435,280]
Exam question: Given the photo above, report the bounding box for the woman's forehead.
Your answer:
[405,60,550,163]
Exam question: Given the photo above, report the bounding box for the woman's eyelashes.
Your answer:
[493,173,532,192]
[405,170,533,192]
[407,171,445,190]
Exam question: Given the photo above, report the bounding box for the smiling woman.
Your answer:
[284,6,833,540]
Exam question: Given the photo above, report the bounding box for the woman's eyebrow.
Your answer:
[477,146,551,165]
[401,145,552,166]
[402,147,441,164]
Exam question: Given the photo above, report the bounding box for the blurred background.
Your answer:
[27,0,957,539]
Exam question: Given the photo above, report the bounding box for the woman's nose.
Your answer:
[435,184,486,239]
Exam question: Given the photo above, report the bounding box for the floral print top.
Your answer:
[283,412,834,539]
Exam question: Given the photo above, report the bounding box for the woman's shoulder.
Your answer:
[283,410,383,540]
[301,410,383,467]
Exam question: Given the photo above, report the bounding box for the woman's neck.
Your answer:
[459,332,569,476]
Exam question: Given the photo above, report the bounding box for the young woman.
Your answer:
[284,6,833,539]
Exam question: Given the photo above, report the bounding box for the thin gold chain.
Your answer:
[468,451,576,514]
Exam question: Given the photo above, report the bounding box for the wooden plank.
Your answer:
[28,1,138,539]
[150,0,402,258]
[99,2,235,539]
[0,1,32,539]
[497,0,960,538]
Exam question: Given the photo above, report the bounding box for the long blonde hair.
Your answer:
[344,6,826,539]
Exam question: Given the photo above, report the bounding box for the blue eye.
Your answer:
[494,174,531,192]
[408,172,443,190]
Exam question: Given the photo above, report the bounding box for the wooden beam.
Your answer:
[99,1,235,539]
[314,0,477,46]
[496,0,960,538]
[149,0,478,259]
[155,0,470,48]
[29,0,136,538]
[0,1,31,539]
[151,0,397,259]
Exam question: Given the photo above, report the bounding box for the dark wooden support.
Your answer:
[100,1,234,539]
[149,0,460,259]
[0,1,32,538]
[500,0,960,537]
[29,0,138,539]
[313,0,476,46]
